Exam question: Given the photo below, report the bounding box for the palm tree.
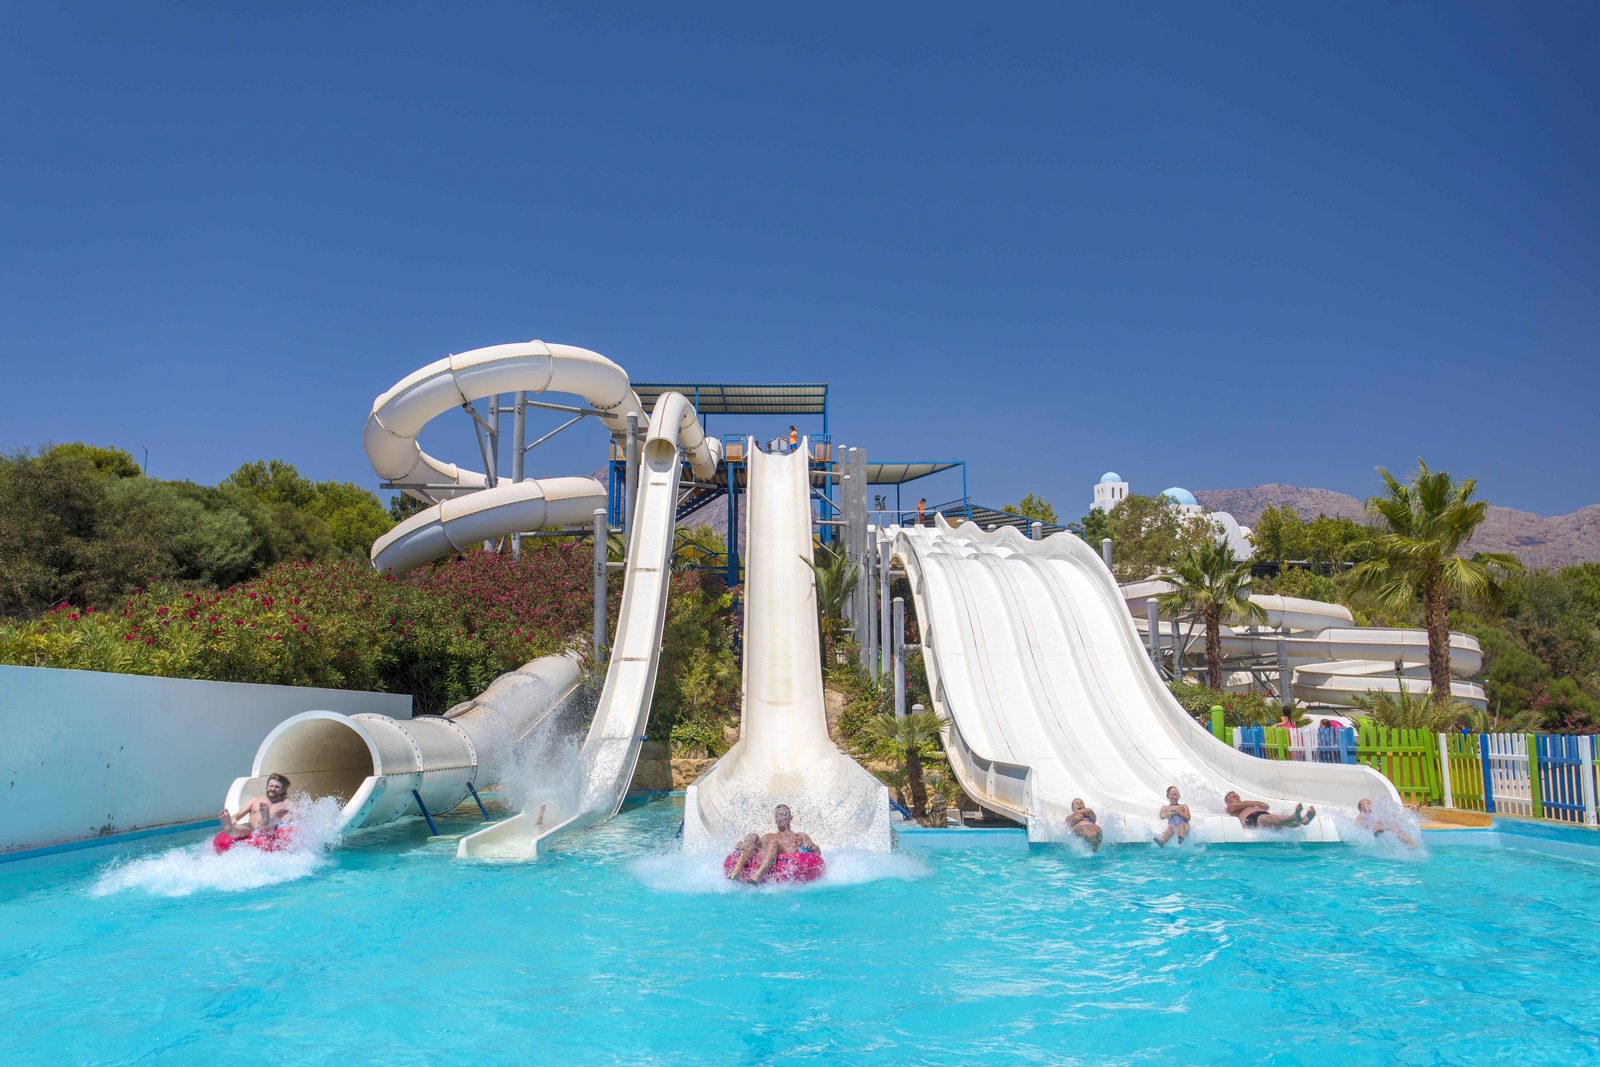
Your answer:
[1158,539,1266,689]
[803,544,859,662]
[857,707,946,818]
[1347,461,1521,707]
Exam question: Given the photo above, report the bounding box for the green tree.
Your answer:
[1157,539,1267,689]
[1079,507,1111,545]
[1348,460,1521,707]
[389,493,428,524]
[804,544,859,664]
[43,443,143,479]
[1101,494,1211,581]
[855,707,947,818]
[1002,493,1058,524]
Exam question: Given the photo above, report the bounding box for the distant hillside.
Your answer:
[1195,485,1600,571]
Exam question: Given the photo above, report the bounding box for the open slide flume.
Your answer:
[890,517,1397,844]
[457,392,722,859]
[682,441,891,855]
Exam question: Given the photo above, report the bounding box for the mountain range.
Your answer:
[1195,485,1600,571]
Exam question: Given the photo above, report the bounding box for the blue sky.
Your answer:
[3,4,1596,518]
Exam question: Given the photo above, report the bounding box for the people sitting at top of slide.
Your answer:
[1224,790,1315,830]
[1153,785,1190,847]
[727,804,822,884]
[1356,798,1416,848]
[1065,798,1103,852]
[218,773,292,841]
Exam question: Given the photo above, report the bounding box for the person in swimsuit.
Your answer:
[1223,790,1315,830]
[218,773,292,840]
[1356,798,1416,848]
[1066,798,1103,852]
[743,804,821,884]
[1154,785,1190,846]
[916,498,927,525]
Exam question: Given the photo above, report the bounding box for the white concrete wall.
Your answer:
[0,665,411,854]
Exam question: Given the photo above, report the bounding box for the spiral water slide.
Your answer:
[224,342,721,845]
[681,442,891,854]
[889,518,1397,844]
[1119,581,1487,707]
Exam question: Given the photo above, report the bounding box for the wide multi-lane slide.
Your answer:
[681,441,890,854]
[889,517,1398,844]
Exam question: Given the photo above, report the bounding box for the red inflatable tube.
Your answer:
[723,849,825,884]
[212,826,294,854]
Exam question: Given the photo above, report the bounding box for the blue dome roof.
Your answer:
[1161,487,1198,507]
[1099,471,1122,484]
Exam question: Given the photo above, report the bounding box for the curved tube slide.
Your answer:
[363,340,721,575]
[682,441,890,854]
[1121,581,1486,706]
[223,653,586,834]
[456,393,709,859]
[889,518,1396,844]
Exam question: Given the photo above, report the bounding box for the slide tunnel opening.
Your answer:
[256,716,376,806]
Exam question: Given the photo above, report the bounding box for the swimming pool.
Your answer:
[2,799,1597,1064]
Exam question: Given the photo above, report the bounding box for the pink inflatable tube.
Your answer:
[723,850,825,884]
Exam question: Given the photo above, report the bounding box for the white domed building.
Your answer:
[1091,471,1129,512]
[1091,476,1254,558]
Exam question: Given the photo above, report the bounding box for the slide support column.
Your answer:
[1101,537,1112,571]
[593,507,608,659]
[893,596,906,720]
[624,413,639,540]
[878,540,891,683]
[510,390,526,559]
[1146,597,1160,672]
[1277,628,1292,708]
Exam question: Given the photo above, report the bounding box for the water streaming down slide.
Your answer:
[681,441,891,855]
[889,517,1398,844]
[456,392,719,859]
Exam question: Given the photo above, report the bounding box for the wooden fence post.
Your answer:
[1528,735,1544,819]
[1437,732,1454,809]
[1479,733,1495,815]
[1582,736,1598,827]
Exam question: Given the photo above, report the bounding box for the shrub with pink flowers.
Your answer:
[0,543,639,714]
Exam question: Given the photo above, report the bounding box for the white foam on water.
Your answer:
[630,846,928,895]
[89,796,345,898]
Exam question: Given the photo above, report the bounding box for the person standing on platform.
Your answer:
[916,498,926,526]
[788,425,798,455]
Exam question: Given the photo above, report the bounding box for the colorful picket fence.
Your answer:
[1204,706,1598,827]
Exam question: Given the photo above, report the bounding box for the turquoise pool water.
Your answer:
[3,799,1598,1064]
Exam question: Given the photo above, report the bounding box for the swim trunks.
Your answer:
[1244,810,1263,828]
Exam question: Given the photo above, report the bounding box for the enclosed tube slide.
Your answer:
[455,393,710,860]
[890,518,1396,844]
[224,653,585,833]
[228,344,723,841]
[682,441,890,854]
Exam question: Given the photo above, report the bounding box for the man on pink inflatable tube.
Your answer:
[726,804,823,884]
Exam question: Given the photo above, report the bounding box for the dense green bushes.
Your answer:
[1166,680,1278,727]
[650,571,742,753]
[0,444,392,620]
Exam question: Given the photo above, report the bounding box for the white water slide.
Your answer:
[682,442,890,855]
[890,518,1398,844]
[226,342,722,849]
[1119,581,1487,707]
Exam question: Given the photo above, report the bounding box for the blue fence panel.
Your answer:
[1536,735,1588,824]
[1236,725,1267,759]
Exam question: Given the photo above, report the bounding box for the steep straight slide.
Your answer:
[457,393,715,859]
[890,518,1397,844]
[681,441,890,854]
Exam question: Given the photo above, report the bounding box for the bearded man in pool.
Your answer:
[218,773,292,840]
[727,804,822,883]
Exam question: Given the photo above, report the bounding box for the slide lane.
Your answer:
[891,519,1397,844]
[681,441,890,855]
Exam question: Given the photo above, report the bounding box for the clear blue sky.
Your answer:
[3,4,1596,517]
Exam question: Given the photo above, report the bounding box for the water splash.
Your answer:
[89,795,345,898]
[630,846,928,895]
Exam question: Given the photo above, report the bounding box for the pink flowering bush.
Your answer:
[0,543,634,714]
